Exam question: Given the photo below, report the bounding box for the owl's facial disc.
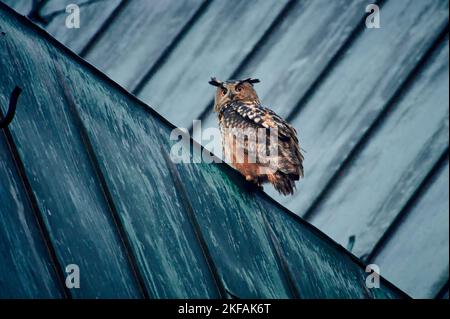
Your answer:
[210,77,261,112]
[221,83,235,100]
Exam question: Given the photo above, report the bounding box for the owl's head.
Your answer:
[209,77,261,112]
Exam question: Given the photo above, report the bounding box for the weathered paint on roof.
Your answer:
[0,1,409,298]
[2,0,449,298]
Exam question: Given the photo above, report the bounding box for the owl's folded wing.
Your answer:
[226,101,298,142]
[221,101,304,177]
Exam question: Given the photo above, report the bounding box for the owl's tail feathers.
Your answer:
[268,172,298,196]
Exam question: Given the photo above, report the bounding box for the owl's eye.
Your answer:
[221,88,227,95]
[235,86,242,92]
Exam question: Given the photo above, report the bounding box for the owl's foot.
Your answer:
[245,175,264,191]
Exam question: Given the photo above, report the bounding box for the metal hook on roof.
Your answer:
[0,87,22,129]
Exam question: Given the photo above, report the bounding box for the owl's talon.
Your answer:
[244,175,263,191]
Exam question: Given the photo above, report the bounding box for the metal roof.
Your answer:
[1,0,448,298]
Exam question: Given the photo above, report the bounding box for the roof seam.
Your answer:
[285,0,387,122]
[40,0,110,25]
[259,206,302,299]
[55,62,151,299]
[366,148,449,263]
[132,0,213,95]
[0,112,71,299]
[78,0,130,57]
[161,146,228,299]
[26,0,51,25]
[435,279,449,299]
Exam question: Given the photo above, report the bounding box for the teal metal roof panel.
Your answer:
[0,135,64,298]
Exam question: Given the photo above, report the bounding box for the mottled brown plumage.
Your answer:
[209,77,304,195]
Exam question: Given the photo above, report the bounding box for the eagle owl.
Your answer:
[209,77,304,195]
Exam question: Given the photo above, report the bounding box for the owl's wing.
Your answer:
[222,101,304,177]
[227,101,297,141]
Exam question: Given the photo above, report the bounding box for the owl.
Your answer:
[208,77,304,195]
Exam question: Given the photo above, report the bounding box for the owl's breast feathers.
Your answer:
[218,101,304,195]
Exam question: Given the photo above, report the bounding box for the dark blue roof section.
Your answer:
[0,1,409,298]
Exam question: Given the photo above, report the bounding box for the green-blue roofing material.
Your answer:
[3,0,447,299]
[1,1,447,298]
[0,2,408,298]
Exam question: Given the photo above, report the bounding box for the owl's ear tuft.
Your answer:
[208,77,223,87]
[239,78,260,85]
